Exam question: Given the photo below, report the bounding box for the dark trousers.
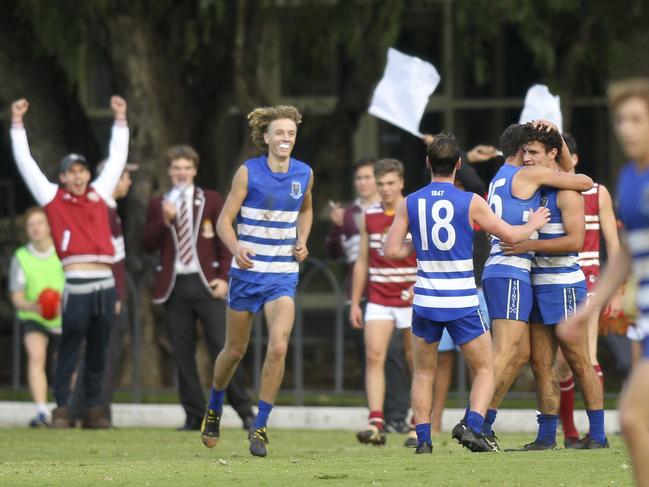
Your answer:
[384,329,411,421]
[54,281,116,407]
[69,300,128,420]
[166,274,252,422]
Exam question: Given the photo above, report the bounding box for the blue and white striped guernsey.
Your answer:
[617,161,649,338]
[230,155,311,285]
[406,182,479,322]
[531,188,586,289]
[483,164,540,284]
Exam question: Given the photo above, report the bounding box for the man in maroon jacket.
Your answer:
[143,145,253,430]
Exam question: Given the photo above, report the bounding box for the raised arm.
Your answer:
[293,171,314,263]
[470,194,549,244]
[9,99,57,206]
[383,198,413,259]
[216,165,253,269]
[92,96,129,201]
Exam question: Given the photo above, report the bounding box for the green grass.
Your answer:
[0,428,634,486]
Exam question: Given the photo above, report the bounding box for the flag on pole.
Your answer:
[519,84,563,133]
[368,48,441,137]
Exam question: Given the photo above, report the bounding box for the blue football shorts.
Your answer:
[529,286,587,326]
[482,277,533,322]
[411,308,489,346]
[227,277,297,313]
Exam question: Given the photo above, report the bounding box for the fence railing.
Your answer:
[9,256,472,404]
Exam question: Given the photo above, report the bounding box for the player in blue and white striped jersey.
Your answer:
[502,124,606,450]
[565,78,649,484]
[481,124,592,440]
[384,132,549,454]
[201,105,314,457]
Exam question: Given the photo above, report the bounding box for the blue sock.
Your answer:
[415,423,432,445]
[483,408,497,435]
[208,388,225,414]
[587,409,606,445]
[252,400,273,429]
[535,414,558,445]
[466,410,485,435]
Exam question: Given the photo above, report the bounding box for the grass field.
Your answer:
[0,428,634,486]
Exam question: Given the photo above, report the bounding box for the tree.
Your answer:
[456,0,649,128]
[1,0,406,389]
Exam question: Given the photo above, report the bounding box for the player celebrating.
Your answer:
[565,78,649,484]
[555,133,622,448]
[350,158,418,447]
[10,96,128,428]
[479,124,593,440]
[201,105,313,457]
[502,124,607,450]
[384,132,549,454]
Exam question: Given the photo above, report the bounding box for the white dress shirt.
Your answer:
[167,185,200,275]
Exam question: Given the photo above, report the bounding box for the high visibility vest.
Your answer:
[15,246,65,329]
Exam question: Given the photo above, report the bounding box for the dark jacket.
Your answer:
[143,187,231,303]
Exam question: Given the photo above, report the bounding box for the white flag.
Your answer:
[368,48,441,137]
[519,84,563,133]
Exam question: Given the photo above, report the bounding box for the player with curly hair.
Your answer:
[200,105,313,457]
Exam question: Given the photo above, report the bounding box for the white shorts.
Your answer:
[365,302,412,329]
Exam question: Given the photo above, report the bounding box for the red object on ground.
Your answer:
[38,288,60,320]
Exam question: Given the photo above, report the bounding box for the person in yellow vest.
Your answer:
[9,207,65,427]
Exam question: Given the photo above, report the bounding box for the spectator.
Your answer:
[9,207,65,427]
[68,160,139,425]
[10,96,129,429]
[143,145,254,431]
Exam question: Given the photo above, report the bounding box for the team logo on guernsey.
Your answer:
[540,195,549,207]
[290,180,303,199]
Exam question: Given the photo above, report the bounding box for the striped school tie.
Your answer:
[176,192,193,265]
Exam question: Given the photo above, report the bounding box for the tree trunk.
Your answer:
[310,1,404,207]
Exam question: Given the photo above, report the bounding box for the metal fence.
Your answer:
[9,256,472,404]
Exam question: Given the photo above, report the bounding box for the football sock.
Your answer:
[535,414,558,445]
[559,377,579,439]
[586,409,606,445]
[483,408,497,435]
[37,403,49,416]
[466,410,485,435]
[369,410,385,431]
[415,423,432,445]
[252,400,273,430]
[208,388,225,414]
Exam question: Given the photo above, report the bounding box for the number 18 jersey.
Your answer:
[406,182,479,322]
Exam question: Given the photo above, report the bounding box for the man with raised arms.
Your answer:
[10,96,129,428]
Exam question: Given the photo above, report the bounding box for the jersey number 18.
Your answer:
[418,199,455,251]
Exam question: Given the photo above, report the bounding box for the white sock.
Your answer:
[37,403,49,416]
